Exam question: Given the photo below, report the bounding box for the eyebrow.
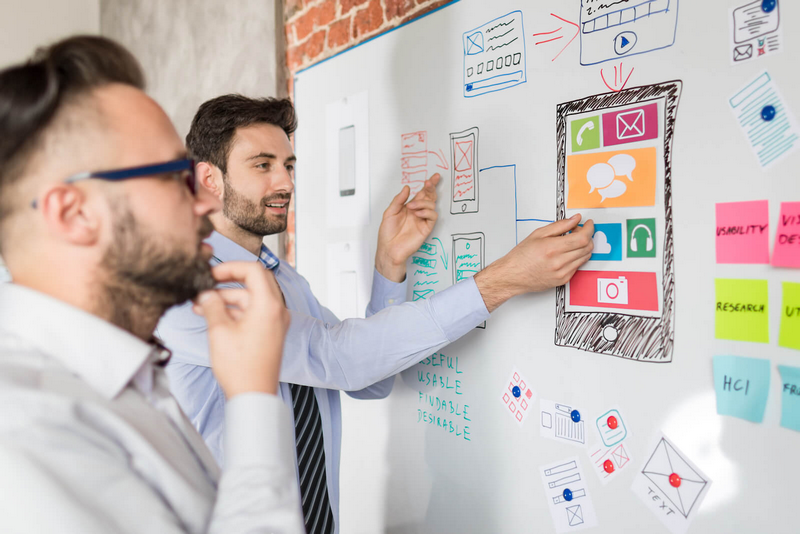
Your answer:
[247,152,297,163]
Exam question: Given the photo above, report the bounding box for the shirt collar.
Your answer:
[206,231,280,270]
[0,283,162,400]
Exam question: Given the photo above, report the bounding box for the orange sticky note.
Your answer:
[772,202,800,268]
[566,148,657,209]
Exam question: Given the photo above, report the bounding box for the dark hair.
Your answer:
[0,35,145,226]
[186,95,297,173]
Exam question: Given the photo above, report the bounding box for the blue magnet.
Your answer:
[563,488,573,501]
[571,410,581,423]
[761,0,776,13]
[761,105,776,122]
[512,386,521,398]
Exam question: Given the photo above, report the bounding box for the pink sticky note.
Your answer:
[773,202,800,268]
[716,200,770,264]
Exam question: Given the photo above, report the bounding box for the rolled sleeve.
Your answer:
[430,276,490,341]
[366,268,407,316]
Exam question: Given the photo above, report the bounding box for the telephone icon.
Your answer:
[577,121,595,146]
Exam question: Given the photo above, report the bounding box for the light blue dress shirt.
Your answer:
[157,231,490,533]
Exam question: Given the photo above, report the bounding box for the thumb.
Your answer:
[194,290,231,329]
[537,214,582,238]
[385,186,411,216]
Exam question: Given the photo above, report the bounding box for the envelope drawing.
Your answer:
[733,44,753,62]
[611,443,630,468]
[642,437,708,518]
[454,140,474,171]
[466,32,484,55]
[412,289,435,301]
[616,109,645,139]
[566,504,584,526]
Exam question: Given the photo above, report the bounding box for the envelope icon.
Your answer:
[413,289,435,301]
[466,31,484,55]
[733,44,753,62]
[454,140,474,172]
[611,443,629,468]
[566,504,584,526]
[642,438,708,518]
[616,109,645,140]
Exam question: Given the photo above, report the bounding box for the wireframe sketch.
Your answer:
[452,232,485,329]
[631,434,712,534]
[540,400,587,446]
[730,0,782,64]
[555,81,682,362]
[450,127,479,215]
[540,457,598,532]
[410,237,447,301]
[500,367,536,426]
[579,0,679,66]
[462,10,526,97]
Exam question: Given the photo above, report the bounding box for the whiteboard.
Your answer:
[293,1,800,532]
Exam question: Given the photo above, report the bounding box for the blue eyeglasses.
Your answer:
[32,158,196,209]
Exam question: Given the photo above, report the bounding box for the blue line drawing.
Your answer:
[579,0,679,66]
[729,72,799,169]
[462,11,527,98]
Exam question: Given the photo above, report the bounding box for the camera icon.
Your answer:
[597,276,628,305]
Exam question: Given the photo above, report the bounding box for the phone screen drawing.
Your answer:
[555,81,681,362]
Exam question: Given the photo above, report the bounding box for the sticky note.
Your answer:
[713,356,770,423]
[779,282,800,350]
[715,200,769,264]
[591,223,623,261]
[715,279,769,343]
[567,147,657,209]
[772,202,800,268]
[778,365,800,432]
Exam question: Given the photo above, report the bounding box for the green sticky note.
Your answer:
[713,356,770,423]
[571,116,600,152]
[715,279,769,343]
[778,365,800,432]
[627,218,657,258]
[779,282,800,351]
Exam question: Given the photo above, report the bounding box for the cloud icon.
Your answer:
[593,231,612,254]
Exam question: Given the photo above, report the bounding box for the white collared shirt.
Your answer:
[0,283,304,533]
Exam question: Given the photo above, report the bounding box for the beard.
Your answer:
[222,175,289,236]
[100,199,216,314]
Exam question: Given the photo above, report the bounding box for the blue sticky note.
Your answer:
[591,223,622,261]
[713,355,770,423]
[778,365,800,432]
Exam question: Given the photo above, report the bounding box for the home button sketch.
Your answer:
[614,32,638,55]
[602,325,619,342]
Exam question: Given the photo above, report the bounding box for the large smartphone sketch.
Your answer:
[555,81,681,362]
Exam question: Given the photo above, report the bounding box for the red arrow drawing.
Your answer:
[600,62,635,92]
[533,13,580,62]
[429,149,449,170]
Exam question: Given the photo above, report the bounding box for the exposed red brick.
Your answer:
[385,0,415,20]
[352,0,384,40]
[339,0,369,16]
[285,0,304,20]
[286,46,304,72]
[327,17,352,49]
[293,7,317,41]
[303,29,327,61]
[316,0,337,26]
[285,24,295,46]
[399,0,450,25]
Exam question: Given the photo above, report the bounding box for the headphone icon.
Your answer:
[631,224,653,252]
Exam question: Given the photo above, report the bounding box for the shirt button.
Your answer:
[388,299,395,304]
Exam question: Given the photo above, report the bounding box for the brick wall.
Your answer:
[282,0,451,265]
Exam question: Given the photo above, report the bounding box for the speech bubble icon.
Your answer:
[598,179,627,202]
[587,162,615,193]
[608,153,636,181]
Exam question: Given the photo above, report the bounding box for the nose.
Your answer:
[194,181,222,216]
[275,165,295,194]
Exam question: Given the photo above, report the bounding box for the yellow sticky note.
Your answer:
[780,282,800,350]
[715,279,769,343]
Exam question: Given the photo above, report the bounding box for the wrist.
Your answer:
[375,251,406,283]
[473,258,519,313]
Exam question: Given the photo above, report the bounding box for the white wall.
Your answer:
[0,0,100,68]
[0,0,100,279]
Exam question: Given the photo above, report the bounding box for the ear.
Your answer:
[196,161,224,200]
[38,184,101,246]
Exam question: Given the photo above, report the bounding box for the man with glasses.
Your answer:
[158,96,594,534]
[0,36,304,532]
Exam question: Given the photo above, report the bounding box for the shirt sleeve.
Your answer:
[281,277,489,391]
[209,393,305,534]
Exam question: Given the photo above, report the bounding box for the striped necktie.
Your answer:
[290,383,334,534]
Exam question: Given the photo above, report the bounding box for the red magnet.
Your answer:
[603,459,615,474]
[607,415,618,430]
[669,473,681,488]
